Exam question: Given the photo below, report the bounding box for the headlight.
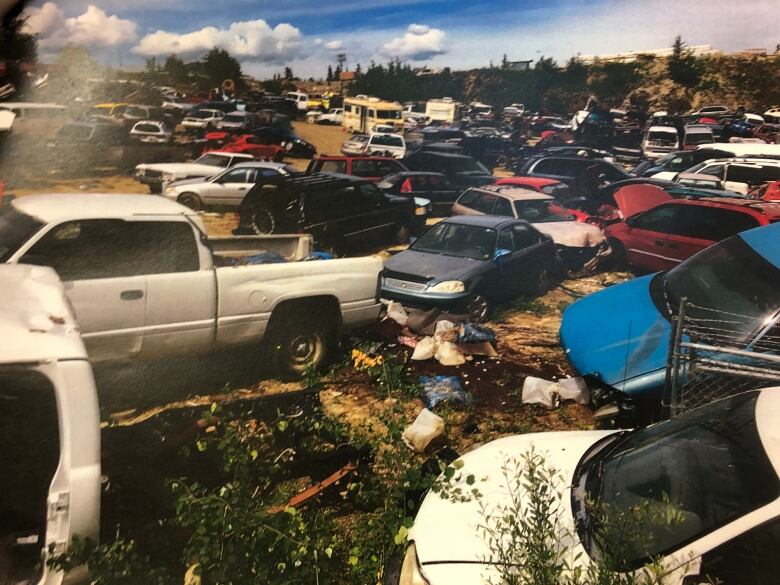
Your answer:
[399,543,431,585]
[415,206,427,216]
[162,172,175,182]
[427,280,465,293]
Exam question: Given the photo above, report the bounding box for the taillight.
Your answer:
[400,178,413,193]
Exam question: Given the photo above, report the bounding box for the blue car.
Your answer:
[560,222,780,421]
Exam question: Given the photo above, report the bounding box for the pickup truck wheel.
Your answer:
[267,318,334,379]
[178,192,203,211]
[394,223,411,245]
[251,207,276,234]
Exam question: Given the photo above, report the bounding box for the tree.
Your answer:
[501,54,508,69]
[284,66,293,80]
[0,12,37,63]
[326,65,333,83]
[145,57,157,73]
[201,48,242,88]
[667,36,700,87]
[355,63,362,75]
[164,54,187,83]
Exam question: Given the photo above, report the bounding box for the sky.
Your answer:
[19,0,780,79]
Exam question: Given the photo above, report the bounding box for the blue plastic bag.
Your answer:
[457,323,496,344]
[418,375,471,409]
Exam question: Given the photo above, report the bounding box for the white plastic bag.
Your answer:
[433,319,458,342]
[402,408,445,452]
[435,341,466,366]
[558,377,590,405]
[522,376,559,409]
[386,301,409,327]
[411,336,437,361]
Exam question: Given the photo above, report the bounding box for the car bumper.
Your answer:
[135,174,163,186]
[380,285,470,312]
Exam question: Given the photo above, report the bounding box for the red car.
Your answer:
[306,155,407,182]
[605,184,780,273]
[203,133,284,161]
[494,176,589,221]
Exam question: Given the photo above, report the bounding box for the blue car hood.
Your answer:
[559,274,671,395]
[384,250,485,283]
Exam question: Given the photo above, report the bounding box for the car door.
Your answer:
[496,223,550,297]
[346,183,399,243]
[427,174,460,210]
[351,159,381,181]
[137,221,217,358]
[621,204,682,273]
[19,219,148,360]
[205,167,251,205]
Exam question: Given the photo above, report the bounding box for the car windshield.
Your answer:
[411,222,496,260]
[514,200,574,222]
[451,157,490,175]
[223,114,244,123]
[376,110,401,120]
[658,235,780,342]
[540,183,569,197]
[195,154,230,167]
[648,131,677,144]
[579,392,778,570]
[377,173,401,189]
[684,132,713,145]
[372,135,403,147]
[124,106,147,117]
[192,111,214,119]
[0,205,44,261]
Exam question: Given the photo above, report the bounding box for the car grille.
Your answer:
[143,169,163,179]
[383,277,427,292]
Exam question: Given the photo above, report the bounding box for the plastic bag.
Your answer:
[522,376,559,409]
[435,341,465,366]
[402,408,445,452]
[232,251,287,266]
[558,377,590,405]
[433,320,458,342]
[386,301,409,327]
[411,336,437,361]
[419,375,470,409]
[457,323,496,344]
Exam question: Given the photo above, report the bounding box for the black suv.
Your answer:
[236,173,421,250]
[402,151,494,188]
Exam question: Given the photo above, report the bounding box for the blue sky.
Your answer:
[22,0,779,78]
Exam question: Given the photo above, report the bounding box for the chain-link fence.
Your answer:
[663,299,780,417]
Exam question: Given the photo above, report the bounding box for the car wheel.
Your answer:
[177,192,203,211]
[251,206,276,234]
[465,294,491,322]
[394,223,411,244]
[534,267,552,295]
[265,316,334,379]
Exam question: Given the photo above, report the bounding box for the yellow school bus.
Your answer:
[342,96,403,133]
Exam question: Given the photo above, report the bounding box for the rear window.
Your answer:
[134,123,160,133]
[371,134,403,147]
[319,160,347,174]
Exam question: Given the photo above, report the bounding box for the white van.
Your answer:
[642,125,680,159]
[284,91,309,113]
[697,142,780,158]
[366,132,407,159]
[0,264,101,585]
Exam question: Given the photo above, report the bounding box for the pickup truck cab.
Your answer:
[0,264,101,585]
[0,194,383,377]
[135,151,255,193]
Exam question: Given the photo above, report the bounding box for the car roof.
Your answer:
[13,193,196,223]
[232,161,289,170]
[0,264,87,364]
[411,151,472,160]
[688,197,780,218]
[701,157,780,165]
[472,184,552,201]
[441,214,524,229]
[496,177,561,188]
[739,222,780,268]
[317,155,398,161]
[202,151,253,159]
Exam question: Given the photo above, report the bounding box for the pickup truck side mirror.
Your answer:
[493,248,511,262]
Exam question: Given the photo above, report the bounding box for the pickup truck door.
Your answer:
[133,220,217,358]
[18,219,148,360]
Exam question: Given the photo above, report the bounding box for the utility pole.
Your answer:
[336,53,346,92]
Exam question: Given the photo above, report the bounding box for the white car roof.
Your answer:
[202,151,253,159]
[648,125,678,132]
[0,264,87,363]
[232,161,289,170]
[13,193,197,224]
[478,186,552,201]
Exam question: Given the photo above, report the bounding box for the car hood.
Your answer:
[136,163,219,175]
[168,177,211,189]
[560,274,671,393]
[384,250,485,283]
[613,184,671,219]
[410,431,616,582]
[534,220,605,247]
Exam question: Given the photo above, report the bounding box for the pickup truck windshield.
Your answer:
[661,235,780,341]
[411,223,496,261]
[582,392,778,570]
[0,205,44,262]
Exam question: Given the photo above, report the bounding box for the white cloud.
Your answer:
[24,3,137,48]
[133,19,304,63]
[324,40,343,50]
[382,23,446,61]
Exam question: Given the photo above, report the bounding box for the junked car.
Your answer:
[0,264,101,585]
[163,161,295,210]
[403,151,495,189]
[452,184,609,276]
[402,389,780,585]
[377,172,461,215]
[182,108,226,131]
[366,132,407,158]
[641,125,680,159]
[135,151,255,193]
[560,222,780,422]
[307,108,343,125]
[341,133,370,156]
[128,120,173,144]
[0,194,383,377]
[306,155,407,182]
[381,215,556,320]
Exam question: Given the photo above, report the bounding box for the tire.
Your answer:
[534,267,552,296]
[394,223,411,245]
[265,315,335,379]
[251,206,276,234]
[149,184,162,194]
[465,294,491,322]
[177,192,203,211]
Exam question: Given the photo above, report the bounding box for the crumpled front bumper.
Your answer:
[556,241,612,277]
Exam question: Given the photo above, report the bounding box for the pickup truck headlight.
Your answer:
[427,280,465,293]
[400,543,431,585]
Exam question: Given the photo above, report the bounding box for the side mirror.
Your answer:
[493,248,511,262]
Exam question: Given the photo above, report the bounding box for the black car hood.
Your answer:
[384,250,486,283]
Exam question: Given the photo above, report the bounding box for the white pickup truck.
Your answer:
[0,264,100,585]
[0,194,383,377]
